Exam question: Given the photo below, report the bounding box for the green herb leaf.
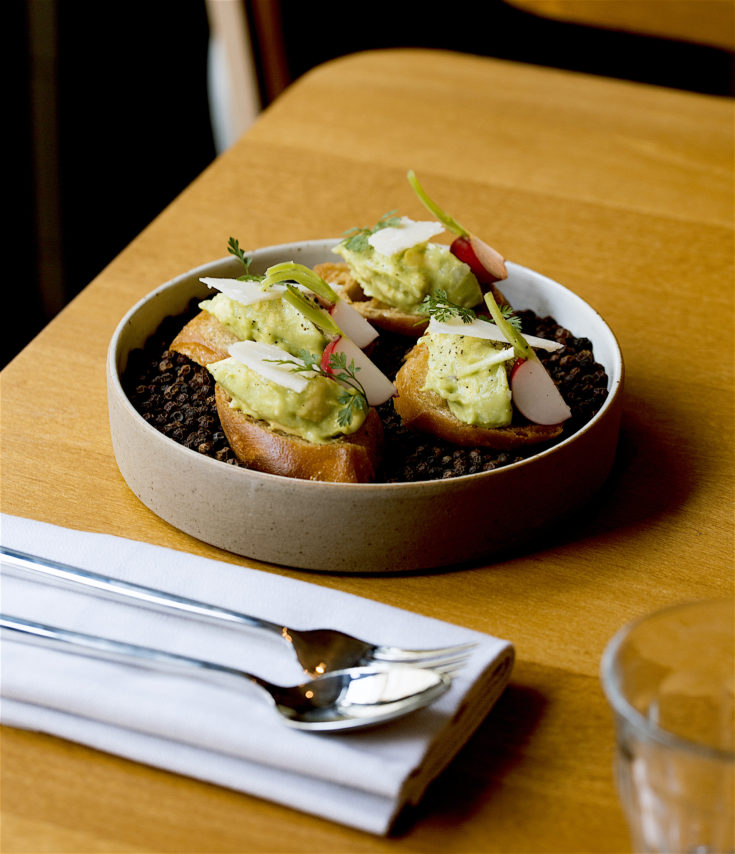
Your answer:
[227,237,250,269]
[417,289,523,330]
[227,237,263,282]
[264,348,368,427]
[417,289,477,324]
[340,211,403,252]
[497,303,522,331]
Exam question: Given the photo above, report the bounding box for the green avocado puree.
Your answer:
[207,357,365,444]
[333,242,482,313]
[200,292,328,357]
[422,332,513,428]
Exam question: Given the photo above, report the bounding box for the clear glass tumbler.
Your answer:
[601,599,734,853]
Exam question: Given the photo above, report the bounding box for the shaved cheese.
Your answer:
[227,341,313,392]
[201,277,312,308]
[428,316,562,352]
[201,277,285,306]
[367,217,444,256]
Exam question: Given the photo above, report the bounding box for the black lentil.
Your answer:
[122,301,609,483]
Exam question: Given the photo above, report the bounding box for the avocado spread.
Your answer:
[207,357,366,443]
[421,332,513,428]
[200,292,328,357]
[333,242,482,313]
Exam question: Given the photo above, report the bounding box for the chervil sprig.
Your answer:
[266,348,368,427]
[417,289,477,324]
[227,237,262,281]
[340,211,403,252]
[417,289,522,330]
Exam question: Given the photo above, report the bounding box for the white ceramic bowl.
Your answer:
[107,239,624,573]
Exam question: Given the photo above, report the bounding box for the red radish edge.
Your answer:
[321,338,340,374]
[450,235,507,284]
[450,236,485,279]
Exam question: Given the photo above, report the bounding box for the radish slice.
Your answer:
[428,316,562,351]
[330,299,379,348]
[367,217,444,256]
[450,235,506,284]
[469,235,507,282]
[510,359,571,425]
[227,341,312,392]
[333,337,397,406]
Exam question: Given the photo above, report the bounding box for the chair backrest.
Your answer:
[205,0,261,153]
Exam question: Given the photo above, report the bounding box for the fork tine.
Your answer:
[432,659,470,678]
[396,649,473,670]
[371,646,476,677]
[372,641,478,664]
[416,653,470,670]
[419,651,475,678]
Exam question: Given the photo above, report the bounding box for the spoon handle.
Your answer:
[0,547,285,638]
[0,613,272,693]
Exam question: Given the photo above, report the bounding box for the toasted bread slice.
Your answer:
[215,385,383,482]
[169,310,240,366]
[314,262,509,338]
[170,310,384,482]
[393,343,563,450]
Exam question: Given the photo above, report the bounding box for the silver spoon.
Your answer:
[0,615,451,732]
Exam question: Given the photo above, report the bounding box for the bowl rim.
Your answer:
[107,238,624,494]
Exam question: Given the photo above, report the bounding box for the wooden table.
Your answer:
[507,0,735,50]
[1,49,732,853]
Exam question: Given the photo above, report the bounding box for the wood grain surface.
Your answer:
[1,49,733,853]
[506,0,735,49]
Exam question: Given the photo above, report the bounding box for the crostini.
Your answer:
[394,339,563,450]
[393,290,572,450]
[209,341,384,483]
[316,172,509,336]
[169,251,394,482]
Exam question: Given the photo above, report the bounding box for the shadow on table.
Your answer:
[456,394,700,571]
[313,398,698,580]
[533,406,699,552]
[393,680,548,834]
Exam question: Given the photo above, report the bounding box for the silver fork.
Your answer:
[0,548,475,677]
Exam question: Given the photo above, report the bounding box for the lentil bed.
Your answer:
[123,301,609,483]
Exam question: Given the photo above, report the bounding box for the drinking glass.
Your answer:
[601,599,734,853]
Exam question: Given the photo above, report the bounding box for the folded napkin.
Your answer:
[0,514,513,835]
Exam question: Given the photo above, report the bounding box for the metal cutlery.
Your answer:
[0,614,451,731]
[0,547,475,676]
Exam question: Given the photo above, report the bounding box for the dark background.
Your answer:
[7,0,733,369]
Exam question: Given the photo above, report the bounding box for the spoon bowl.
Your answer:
[269,664,451,730]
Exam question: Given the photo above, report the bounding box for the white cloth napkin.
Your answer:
[0,514,514,835]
